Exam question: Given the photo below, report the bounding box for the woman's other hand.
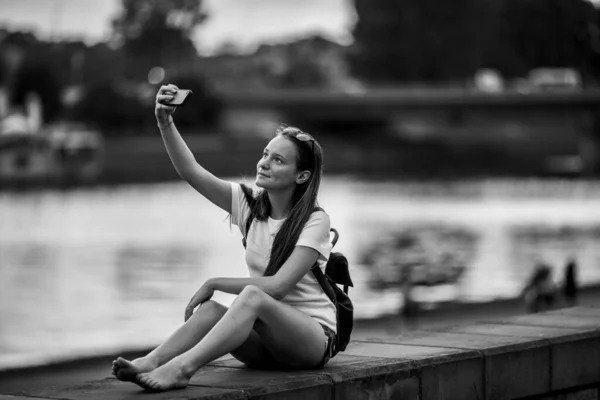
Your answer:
[155,84,179,127]
[184,283,215,322]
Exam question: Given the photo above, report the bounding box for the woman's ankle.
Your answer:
[179,360,200,379]
[138,354,160,369]
[167,354,201,378]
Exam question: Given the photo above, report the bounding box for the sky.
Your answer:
[0,0,357,55]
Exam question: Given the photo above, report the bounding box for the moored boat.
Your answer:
[0,123,103,187]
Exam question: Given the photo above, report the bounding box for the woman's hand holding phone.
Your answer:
[155,84,180,128]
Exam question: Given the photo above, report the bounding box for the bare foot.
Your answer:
[135,360,191,392]
[111,356,157,382]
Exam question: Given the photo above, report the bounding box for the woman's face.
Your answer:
[256,136,307,191]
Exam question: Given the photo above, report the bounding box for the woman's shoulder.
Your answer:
[235,182,255,197]
[311,207,329,218]
[230,182,258,227]
[233,182,260,207]
[305,208,330,228]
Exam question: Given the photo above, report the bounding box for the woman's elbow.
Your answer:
[263,283,288,300]
[269,288,287,301]
[176,165,194,181]
[271,292,286,301]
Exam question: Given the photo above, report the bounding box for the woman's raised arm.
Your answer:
[156,84,231,213]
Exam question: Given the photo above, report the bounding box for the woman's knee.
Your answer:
[194,300,227,320]
[237,285,269,310]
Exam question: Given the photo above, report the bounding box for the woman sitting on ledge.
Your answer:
[111,84,336,391]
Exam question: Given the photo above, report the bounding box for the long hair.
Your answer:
[241,124,324,277]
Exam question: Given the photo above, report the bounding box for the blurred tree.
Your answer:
[594,7,600,82]
[68,1,222,133]
[10,55,62,123]
[0,30,37,86]
[485,0,598,79]
[111,0,207,80]
[349,0,492,84]
[70,79,151,133]
[71,57,223,133]
[61,42,135,130]
[595,6,600,78]
[76,43,126,87]
[165,73,222,128]
[587,6,600,176]
[0,31,62,122]
[278,36,349,89]
[349,0,598,84]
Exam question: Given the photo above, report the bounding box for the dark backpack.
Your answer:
[311,227,354,355]
[241,214,354,356]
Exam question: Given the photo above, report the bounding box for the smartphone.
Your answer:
[162,89,193,107]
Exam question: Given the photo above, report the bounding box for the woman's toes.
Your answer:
[115,357,129,367]
[146,377,160,390]
[133,374,146,389]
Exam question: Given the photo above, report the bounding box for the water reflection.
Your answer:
[0,244,58,359]
[1,178,600,368]
[355,222,600,305]
[511,225,600,282]
[360,224,479,290]
[115,244,206,301]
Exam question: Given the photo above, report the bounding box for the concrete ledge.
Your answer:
[5,306,600,400]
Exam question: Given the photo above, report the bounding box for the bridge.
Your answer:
[219,88,600,176]
[221,88,600,113]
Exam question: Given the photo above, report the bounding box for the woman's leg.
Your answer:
[112,300,227,381]
[136,285,328,391]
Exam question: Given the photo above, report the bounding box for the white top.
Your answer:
[230,183,337,332]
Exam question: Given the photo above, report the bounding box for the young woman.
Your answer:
[111,84,336,391]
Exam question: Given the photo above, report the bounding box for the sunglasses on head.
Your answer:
[281,127,315,150]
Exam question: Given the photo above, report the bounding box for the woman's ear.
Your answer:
[296,170,311,184]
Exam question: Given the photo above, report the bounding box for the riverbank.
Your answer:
[97,132,577,186]
[0,129,587,191]
[2,285,600,395]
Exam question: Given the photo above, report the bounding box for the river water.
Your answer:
[1,177,600,369]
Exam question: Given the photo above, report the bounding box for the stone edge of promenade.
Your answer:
[3,306,600,400]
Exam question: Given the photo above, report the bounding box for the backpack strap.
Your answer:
[312,262,336,303]
[330,228,339,249]
[241,213,254,249]
[312,226,352,299]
